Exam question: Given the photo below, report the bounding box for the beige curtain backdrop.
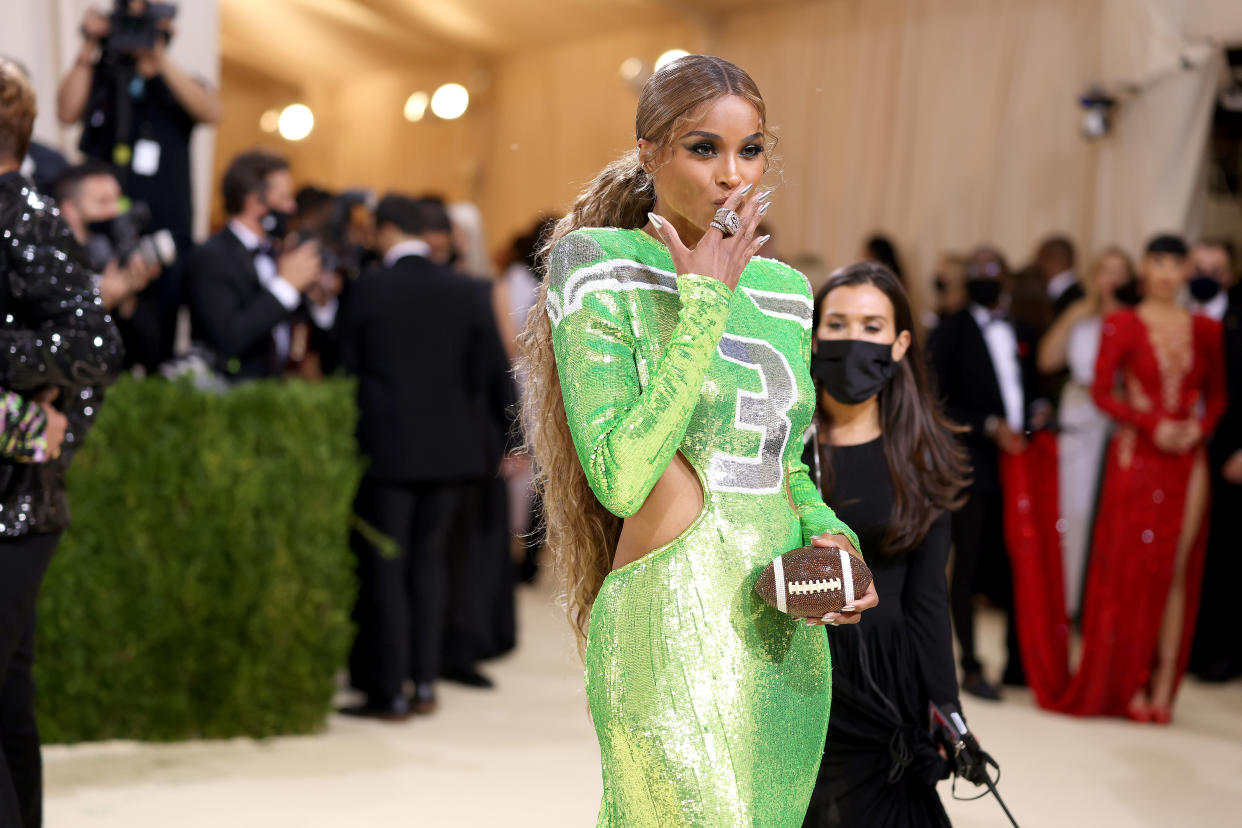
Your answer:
[1095,0,1227,256]
[472,0,1234,313]
[8,1,1229,274]
[0,0,219,241]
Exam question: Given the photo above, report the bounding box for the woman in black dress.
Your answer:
[803,262,971,827]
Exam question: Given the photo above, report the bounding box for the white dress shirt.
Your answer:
[969,303,1025,432]
[1188,291,1228,322]
[1047,269,1078,303]
[383,239,432,268]
[228,220,338,365]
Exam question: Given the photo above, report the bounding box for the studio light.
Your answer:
[278,104,314,141]
[431,83,469,120]
[259,109,280,133]
[655,49,690,71]
[619,57,643,81]
[404,91,429,122]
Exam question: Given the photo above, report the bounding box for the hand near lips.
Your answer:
[803,532,878,627]
[647,181,771,292]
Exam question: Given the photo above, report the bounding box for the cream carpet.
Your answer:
[43,584,1242,827]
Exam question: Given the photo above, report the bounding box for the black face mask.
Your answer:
[1188,271,1221,302]
[1113,279,1142,306]
[260,207,292,241]
[966,277,1003,308]
[812,338,899,405]
[86,217,117,239]
[932,277,948,295]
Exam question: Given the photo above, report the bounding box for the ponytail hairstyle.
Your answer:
[517,55,772,653]
[812,262,971,554]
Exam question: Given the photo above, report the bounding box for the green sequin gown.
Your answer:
[547,228,860,827]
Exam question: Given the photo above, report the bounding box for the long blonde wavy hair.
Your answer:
[516,55,772,654]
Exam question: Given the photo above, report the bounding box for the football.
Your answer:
[754,546,873,618]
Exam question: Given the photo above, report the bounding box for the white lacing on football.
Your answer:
[773,554,787,614]
[787,578,843,595]
[839,547,856,607]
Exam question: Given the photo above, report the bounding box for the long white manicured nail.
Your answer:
[757,234,771,246]
[647,212,663,228]
[738,183,754,196]
[758,202,771,216]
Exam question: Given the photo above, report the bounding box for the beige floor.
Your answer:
[43,584,1242,827]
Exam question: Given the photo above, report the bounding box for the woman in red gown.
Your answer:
[1057,235,1226,722]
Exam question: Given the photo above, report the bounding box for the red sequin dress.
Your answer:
[1055,309,1226,716]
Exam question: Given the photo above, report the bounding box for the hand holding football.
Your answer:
[754,545,874,619]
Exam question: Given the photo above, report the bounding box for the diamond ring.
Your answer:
[711,208,742,237]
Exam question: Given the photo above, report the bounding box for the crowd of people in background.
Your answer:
[895,233,1239,718]
[0,10,1239,826]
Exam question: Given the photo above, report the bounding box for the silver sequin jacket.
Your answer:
[0,171,123,537]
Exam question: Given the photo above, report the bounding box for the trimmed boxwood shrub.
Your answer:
[34,375,363,743]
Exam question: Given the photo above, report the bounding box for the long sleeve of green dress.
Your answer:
[548,229,733,517]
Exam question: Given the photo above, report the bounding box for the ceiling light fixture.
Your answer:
[404,91,429,122]
[259,109,280,133]
[619,57,643,81]
[654,49,690,71]
[278,104,314,141]
[431,83,470,120]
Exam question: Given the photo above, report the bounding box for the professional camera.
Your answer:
[297,189,376,282]
[105,0,177,55]
[84,201,177,273]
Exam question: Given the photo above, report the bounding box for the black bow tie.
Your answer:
[251,241,275,260]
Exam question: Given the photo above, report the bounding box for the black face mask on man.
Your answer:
[812,338,899,405]
[1113,279,1142,306]
[260,205,292,241]
[86,217,117,239]
[1188,271,1222,303]
[965,277,1003,309]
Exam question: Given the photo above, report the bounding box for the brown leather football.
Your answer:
[754,546,873,618]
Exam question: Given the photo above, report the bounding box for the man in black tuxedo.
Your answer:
[186,151,334,381]
[1191,271,1242,681]
[338,194,512,719]
[929,246,1041,701]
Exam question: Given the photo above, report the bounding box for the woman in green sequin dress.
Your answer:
[519,55,876,826]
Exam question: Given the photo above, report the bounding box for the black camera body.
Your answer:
[84,202,177,274]
[299,189,375,281]
[106,1,178,54]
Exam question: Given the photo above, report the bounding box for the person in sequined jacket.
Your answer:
[0,58,122,828]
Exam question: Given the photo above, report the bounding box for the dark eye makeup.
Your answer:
[682,141,765,159]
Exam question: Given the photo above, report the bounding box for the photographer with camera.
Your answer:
[0,58,123,828]
[53,161,167,364]
[187,151,338,382]
[56,1,220,370]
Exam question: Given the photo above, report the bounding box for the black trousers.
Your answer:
[0,532,59,828]
[348,478,473,698]
[1190,469,1242,680]
[949,486,1021,679]
[464,475,514,662]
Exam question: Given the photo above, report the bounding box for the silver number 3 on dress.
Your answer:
[708,289,811,494]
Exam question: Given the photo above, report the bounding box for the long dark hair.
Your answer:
[812,262,970,554]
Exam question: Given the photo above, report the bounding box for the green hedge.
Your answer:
[34,375,363,743]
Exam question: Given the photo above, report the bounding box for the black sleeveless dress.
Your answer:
[802,435,959,828]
